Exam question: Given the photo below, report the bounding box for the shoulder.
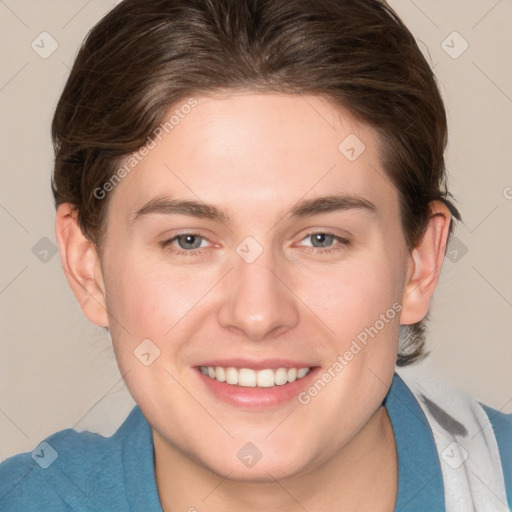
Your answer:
[395,368,512,509]
[481,402,512,449]
[0,406,142,511]
[0,431,68,510]
[479,403,512,508]
[480,402,512,439]
[0,427,97,510]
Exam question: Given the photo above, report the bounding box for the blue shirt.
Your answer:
[1,372,511,511]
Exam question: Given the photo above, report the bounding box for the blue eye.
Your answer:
[160,231,350,258]
[160,233,209,257]
[174,234,204,250]
[299,232,350,254]
[306,233,335,248]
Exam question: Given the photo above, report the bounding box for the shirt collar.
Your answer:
[384,371,445,511]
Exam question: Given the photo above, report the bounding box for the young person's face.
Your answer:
[61,92,444,480]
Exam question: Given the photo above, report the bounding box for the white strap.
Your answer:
[395,368,508,512]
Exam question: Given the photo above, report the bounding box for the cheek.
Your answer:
[105,251,216,339]
[297,252,403,339]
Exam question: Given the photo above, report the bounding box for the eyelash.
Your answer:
[160,231,351,258]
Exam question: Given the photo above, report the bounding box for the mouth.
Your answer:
[199,365,312,388]
[195,362,320,409]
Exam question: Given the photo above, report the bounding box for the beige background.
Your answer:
[1,0,511,461]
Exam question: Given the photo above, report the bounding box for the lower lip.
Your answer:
[195,367,320,409]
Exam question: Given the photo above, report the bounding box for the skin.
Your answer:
[56,92,451,511]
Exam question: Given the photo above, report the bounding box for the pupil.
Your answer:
[179,234,201,249]
[313,233,332,248]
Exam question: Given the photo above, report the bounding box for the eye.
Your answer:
[298,231,350,254]
[160,233,211,257]
[160,231,350,258]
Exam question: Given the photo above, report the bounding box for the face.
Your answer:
[99,92,410,480]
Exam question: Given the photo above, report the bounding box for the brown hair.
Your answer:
[51,0,461,366]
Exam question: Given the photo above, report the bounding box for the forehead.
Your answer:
[110,92,397,226]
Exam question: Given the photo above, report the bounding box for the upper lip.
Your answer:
[196,358,318,370]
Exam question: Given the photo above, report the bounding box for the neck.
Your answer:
[153,405,398,512]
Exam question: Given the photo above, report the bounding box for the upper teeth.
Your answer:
[200,366,311,387]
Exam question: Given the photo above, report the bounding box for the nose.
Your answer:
[216,246,300,341]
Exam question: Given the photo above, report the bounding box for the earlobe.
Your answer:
[400,201,452,325]
[55,203,109,327]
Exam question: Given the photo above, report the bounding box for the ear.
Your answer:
[400,200,452,325]
[55,203,109,327]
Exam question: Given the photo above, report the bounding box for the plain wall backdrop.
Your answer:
[1,0,511,461]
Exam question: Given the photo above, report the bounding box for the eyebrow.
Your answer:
[131,193,377,224]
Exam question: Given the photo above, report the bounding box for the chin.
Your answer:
[191,440,316,483]
[207,458,306,483]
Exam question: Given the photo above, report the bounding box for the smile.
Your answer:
[199,366,312,388]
